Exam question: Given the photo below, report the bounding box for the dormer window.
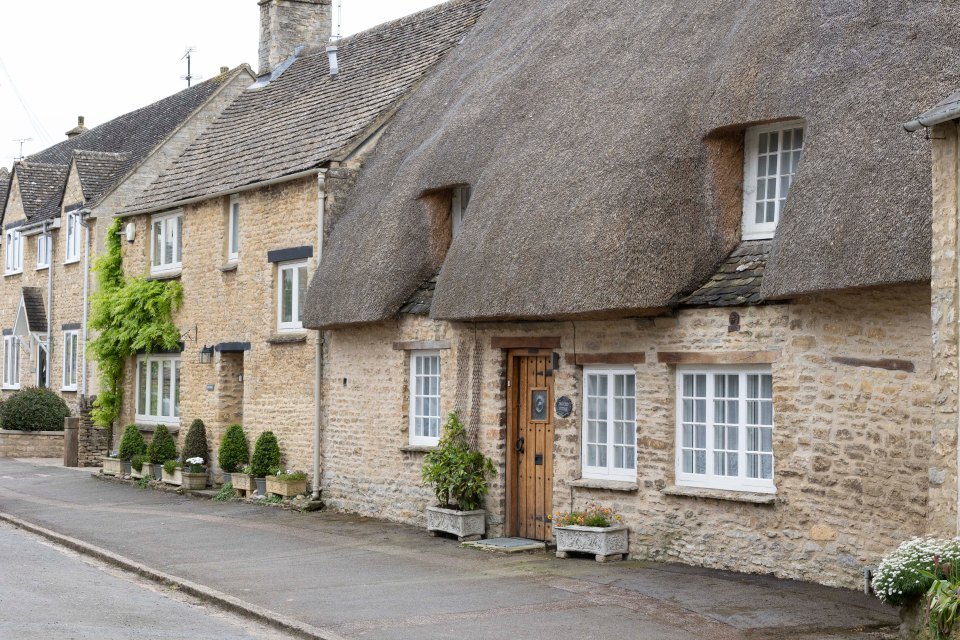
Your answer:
[742,121,805,240]
[451,185,472,237]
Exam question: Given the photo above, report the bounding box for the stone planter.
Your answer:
[554,525,629,562]
[426,506,486,542]
[161,468,182,486]
[181,471,208,490]
[131,466,143,479]
[142,463,155,480]
[898,598,960,639]
[255,477,267,496]
[232,473,255,497]
[152,465,163,481]
[102,457,122,476]
[266,476,307,498]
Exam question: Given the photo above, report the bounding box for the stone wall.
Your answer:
[0,430,64,458]
[320,283,932,589]
[259,0,332,74]
[77,397,109,467]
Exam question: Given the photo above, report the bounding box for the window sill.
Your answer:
[267,333,307,345]
[660,485,776,505]
[60,387,78,393]
[36,266,49,271]
[1,386,20,391]
[401,444,437,453]
[133,422,181,433]
[218,262,238,273]
[63,259,80,266]
[4,271,22,277]
[148,270,182,281]
[569,478,639,492]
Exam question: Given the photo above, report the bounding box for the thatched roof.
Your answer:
[305,0,957,328]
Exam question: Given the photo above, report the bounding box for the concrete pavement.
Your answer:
[0,459,899,639]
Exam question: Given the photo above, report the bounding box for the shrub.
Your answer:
[130,454,146,473]
[0,387,70,432]
[874,537,960,606]
[422,413,496,511]
[163,459,180,475]
[147,425,177,465]
[552,503,624,528]
[213,483,236,502]
[117,425,147,461]
[182,419,209,465]
[218,424,249,473]
[250,431,281,478]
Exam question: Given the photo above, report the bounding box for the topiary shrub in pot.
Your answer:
[0,387,70,432]
[162,459,182,486]
[130,454,146,479]
[422,413,496,541]
[147,425,177,481]
[217,423,249,487]
[250,431,281,496]
[117,424,147,476]
[180,419,209,488]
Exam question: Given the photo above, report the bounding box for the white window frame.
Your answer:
[135,354,181,425]
[64,212,81,264]
[62,330,79,391]
[409,350,441,447]
[3,336,20,389]
[276,260,308,332]
[36,233,51,270]
[581,367,637,481]
[5,229,22,275]
[675,365,775,494]
[35,335,48,388]
[451,185,472,238]
[150,211,183,275]
[227,195,240,262]
[742,120,805,240]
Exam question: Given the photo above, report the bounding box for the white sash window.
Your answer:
[150,211,183,275]
[582,368,637,480]
[135,355,181,425]
[3,336,20,389]
[409,351,441,446]
[5,229,22,275]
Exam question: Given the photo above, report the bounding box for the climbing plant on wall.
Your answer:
[88,218,183,428]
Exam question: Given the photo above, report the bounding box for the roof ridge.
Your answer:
[332,0,479,47]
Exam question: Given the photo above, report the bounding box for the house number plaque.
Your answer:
[555,396,573,418]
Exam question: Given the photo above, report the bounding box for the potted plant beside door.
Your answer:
[117,424,146,477]
[250,431,281,496]
[146,425,177,481]
[422,413,496,542]
[217,424,249,487]
[552,503,629,563]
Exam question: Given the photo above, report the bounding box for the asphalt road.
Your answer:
[0,519,291,639]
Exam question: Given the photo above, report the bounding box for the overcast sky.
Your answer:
[0,0,445,168]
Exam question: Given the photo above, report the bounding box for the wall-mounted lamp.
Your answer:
[199,345,214,364]
[125,222,136,244]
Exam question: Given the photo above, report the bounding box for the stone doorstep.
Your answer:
[462,537,549,554]
[90,472,324,513]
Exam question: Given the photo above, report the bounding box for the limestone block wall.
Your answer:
[77,398,109,467]
[0,430,64,458]
[118,176,320,472]
[321,284,932,589]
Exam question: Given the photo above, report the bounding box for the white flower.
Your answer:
[186,457,204,465]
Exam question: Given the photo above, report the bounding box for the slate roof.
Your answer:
[399,275,438,315]
[0,169,9,218]
[21,287,47,333]
[128,0,490,213]
[681,242,770,308]
[0,67,249,226]
[13,162,69,223]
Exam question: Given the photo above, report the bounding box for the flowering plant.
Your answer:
[185,457,205,473]
[873,537,960,606]
[270,469,307,482]
[551,503,623,528]
[239,463,253,475]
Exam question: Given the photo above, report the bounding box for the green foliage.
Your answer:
[421,413,496,511]
[0,387,71,432]
[182,419,209,464]
[218,424,249,473]
[117,424,147,461]
[552,504,624,528]
[213,483,236,502]
[874,538,960,606]
[163,459,180,475]
[146,425,177,465]
[251,431,281,478]
[130,454,146,473]
[136,476,151,489]
[88,218,183,428]
[272,470,307,482]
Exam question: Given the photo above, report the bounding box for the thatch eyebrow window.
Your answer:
[451,185,472,238]
[742,120,805,240]
[421,185,472,272]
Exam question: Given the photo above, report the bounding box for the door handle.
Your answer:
[516,436,525,454]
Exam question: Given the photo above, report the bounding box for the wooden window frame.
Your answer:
[135,354,181,425]
[581,366,637,482]
[742,120,805,240]
[409,350,441,447]
[675,365,776,494]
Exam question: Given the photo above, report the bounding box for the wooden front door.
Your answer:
[506,351,555,541]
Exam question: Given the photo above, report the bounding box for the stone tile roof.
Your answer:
[399,275,438,315]
[21,287,47,333]
[0,169,9,217]
[0,67,248,226]
[129,0,490,213]
[13,162,69,223]
[681,241,771,307]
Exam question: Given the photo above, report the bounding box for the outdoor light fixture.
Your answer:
[125,222,136,243]
[199,345,214,364]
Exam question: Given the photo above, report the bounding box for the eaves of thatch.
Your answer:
[305,0,958,328]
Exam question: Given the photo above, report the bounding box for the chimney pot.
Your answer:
[220,66,229,75]
[78,116,84,127]
[65,116,89,140]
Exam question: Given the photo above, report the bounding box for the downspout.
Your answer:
[313,169,328,500]
[44,222,52,389]
[78,209,92,398]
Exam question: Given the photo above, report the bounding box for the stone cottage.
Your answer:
[0,68,253,437]
[116,0,489,472]
[304,0,960,589]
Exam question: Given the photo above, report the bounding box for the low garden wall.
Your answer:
[0,429,64,458]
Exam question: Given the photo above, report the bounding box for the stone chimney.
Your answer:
[65,116,88,139]
[258,0,333,75]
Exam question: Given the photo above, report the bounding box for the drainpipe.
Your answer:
[78,209,92,398]
[44,222,52,389]
[312,169,327,500]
